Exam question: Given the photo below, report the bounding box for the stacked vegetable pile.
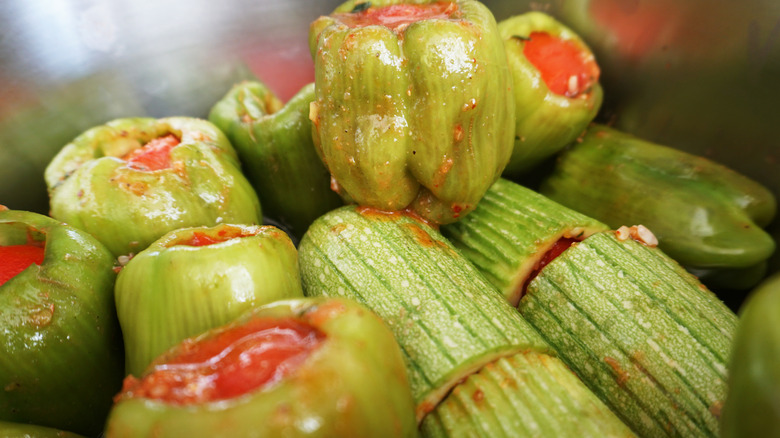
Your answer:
[0,1,776,437]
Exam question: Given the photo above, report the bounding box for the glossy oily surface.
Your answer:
[310,0,515,224]
[0,209,124,436]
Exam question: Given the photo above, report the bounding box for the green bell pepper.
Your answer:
[0,209,124,437]
[308,0,515,224]
[0,420,86,438]
[45,117,262,257]
[104,298,418,438]
[115,223,305,377]
[209,81,343,239]
[720,272,780,438]
[539,124,776,285]
[498,11,603,177]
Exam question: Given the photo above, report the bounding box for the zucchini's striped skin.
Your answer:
[442,178,609,306]
[298,206,550,421]
[519,231,737,437]
[422,351,635,438]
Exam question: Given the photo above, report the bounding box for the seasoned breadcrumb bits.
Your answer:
[615,225,658,247]
[615,226,631,241]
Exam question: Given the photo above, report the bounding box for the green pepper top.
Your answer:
[498,11,603,176]
[45,117,262,257]
[209,81,343,239]
[0,209,124,437]
[309,0,515,224]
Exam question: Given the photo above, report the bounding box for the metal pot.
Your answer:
[1,0,778,281]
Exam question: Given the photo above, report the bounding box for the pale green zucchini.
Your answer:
[520,231,737,437]
[441,178,609,305]
[298,205,633,436]
[299,206,549,421]
[421,351,635,438]
[440,178,735,436]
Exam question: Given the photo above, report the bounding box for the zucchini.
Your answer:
[440,179,736,436]
[298,205,633,435]
[421,351,635,437]
[520,231,737,437]
[441,178,609,305]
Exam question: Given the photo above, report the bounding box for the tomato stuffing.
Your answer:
[177,226,258,247]
[123,134,181,171]
[118,317,325,404]
[338,1,458,32]
[522,32,600,98]
[520,237,580,298]
[0,244,45,286]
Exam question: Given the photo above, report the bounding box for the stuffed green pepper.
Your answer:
[45,117,262,257]
[308,0,515,224]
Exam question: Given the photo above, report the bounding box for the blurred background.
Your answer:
[1,0,778,292]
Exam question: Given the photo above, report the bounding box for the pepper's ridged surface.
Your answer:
[308,0,515,224]
[45,117,262,257]
[115,224,304,377]
[539,124,776,286]
[0,210,124,437]
[209,81,342,238]
[519,231,737,437]
[298,206,548,419]
[720,273,780,438]
[105,298,418,438]
[441,178,609,305]
[421,352,635,438]
[497,12,603,176]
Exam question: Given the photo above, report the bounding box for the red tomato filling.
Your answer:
[520,237,580,298]
[337,1,459,32]
[118,317,325,404]
[0,244,45,286]
[177,226,258,247]
[123,134,181,171]
[522,32,600,98]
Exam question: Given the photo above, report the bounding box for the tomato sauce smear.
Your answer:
[522,31,600,98]
[337,1,459,32]
[123,134,181,171]
[119,317,325,404]
[520,237,580,298]
[0,244,45,286]
[176,226,258,247]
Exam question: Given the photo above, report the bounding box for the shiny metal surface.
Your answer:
[0,0,343,212]
[1,0,778,272]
